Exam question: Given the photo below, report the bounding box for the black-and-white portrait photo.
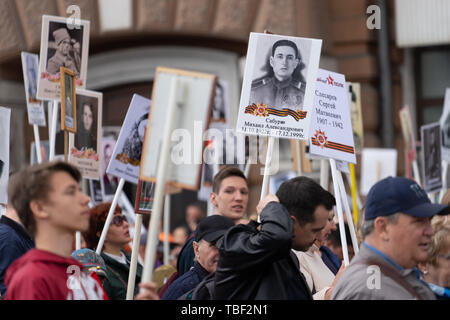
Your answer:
[421,122,442,192]
[212,80,228,121]
[101,138,119,197]
[249,37,309,111]
[46,22,83,77]
[75,96,98,152]
[21,52,47,127]
[37,15,90,101]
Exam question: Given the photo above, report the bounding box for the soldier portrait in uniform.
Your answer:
[46,23,83,77]
[37,15,90,101]
[249,38,307,111]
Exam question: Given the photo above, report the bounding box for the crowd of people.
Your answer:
[0,161,449,300]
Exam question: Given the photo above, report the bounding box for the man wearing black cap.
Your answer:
[162,215,234,300]
[332,176,450,300]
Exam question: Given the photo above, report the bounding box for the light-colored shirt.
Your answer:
[293,244,335,300]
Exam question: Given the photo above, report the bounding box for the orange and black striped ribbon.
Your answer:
[311,137,354,154]
[244,104,307,121]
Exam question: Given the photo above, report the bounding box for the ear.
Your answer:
[374,217,390,241]
[210,192,218,208]
[291,215,300,236]
[293,58,299,69]
[269,56,274,68]
[193,241,200,259]
[29,200,49,220]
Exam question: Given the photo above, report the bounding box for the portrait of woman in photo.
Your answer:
[75,102,97,152]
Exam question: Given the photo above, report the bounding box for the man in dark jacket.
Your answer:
[214,176,335,300]
[162,215,234,300]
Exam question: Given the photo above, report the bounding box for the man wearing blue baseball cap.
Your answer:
[332,176,450,300]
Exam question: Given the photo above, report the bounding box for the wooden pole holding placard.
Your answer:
[349,163,359,224]
[33,125,42,164]
[295,140,302,176]
[49,100,58,161]
[163,194,170,266]
[336,167,359,253]
[412,159,421,186]
[320,159,330,191]
[439,160,448,203]
[329,159,350,266]
[260,137,275,201]
[126,213,143,300]
[96,178,126,254]
[141,77,181,287]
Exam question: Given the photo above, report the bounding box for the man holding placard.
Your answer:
[214,176,335,299]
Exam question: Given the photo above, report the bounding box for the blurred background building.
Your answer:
[1,0,450,225]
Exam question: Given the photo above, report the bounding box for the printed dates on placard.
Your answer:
[241,126,303,138]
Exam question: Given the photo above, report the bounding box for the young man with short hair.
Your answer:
[4,161,106,300]
[159,166,249,297]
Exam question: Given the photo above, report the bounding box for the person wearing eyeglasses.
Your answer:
[83,202,143,300]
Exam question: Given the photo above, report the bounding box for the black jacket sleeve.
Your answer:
[217,202,293,272]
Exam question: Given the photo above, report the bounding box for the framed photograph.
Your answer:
[421,122,442,193]
[211,79,229,124]
[347,82,364,154]
[140,67,216,190]
[0,107,11,205]
[236,32,322,140]
[134,180,155,214]
[100,137,119,199]
[440,88,450,162]
[107,94,151,185]
[60,67,76,133]
[37,15,90,100]
[360,148,397,196]
[69,89,103,180]
[21,52,46,127]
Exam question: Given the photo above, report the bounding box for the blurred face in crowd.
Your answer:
[426,249,450,288]
[82,104,93,131]
[210,176,248,223]
[33,171,90,234]
[104,213,131,249]
[378,213,434,269]
[316,210,337,245]
[291,205,329,252]
[193,239,220,273]
[270,45,299,82]
[186,205,205,228]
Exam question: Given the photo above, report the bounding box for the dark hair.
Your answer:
[328,223,353,248]
[272,39,299,59]
[212,166,247,193]
[83,202,122,250]
[8,161,81,237]
[276,176,335,225]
